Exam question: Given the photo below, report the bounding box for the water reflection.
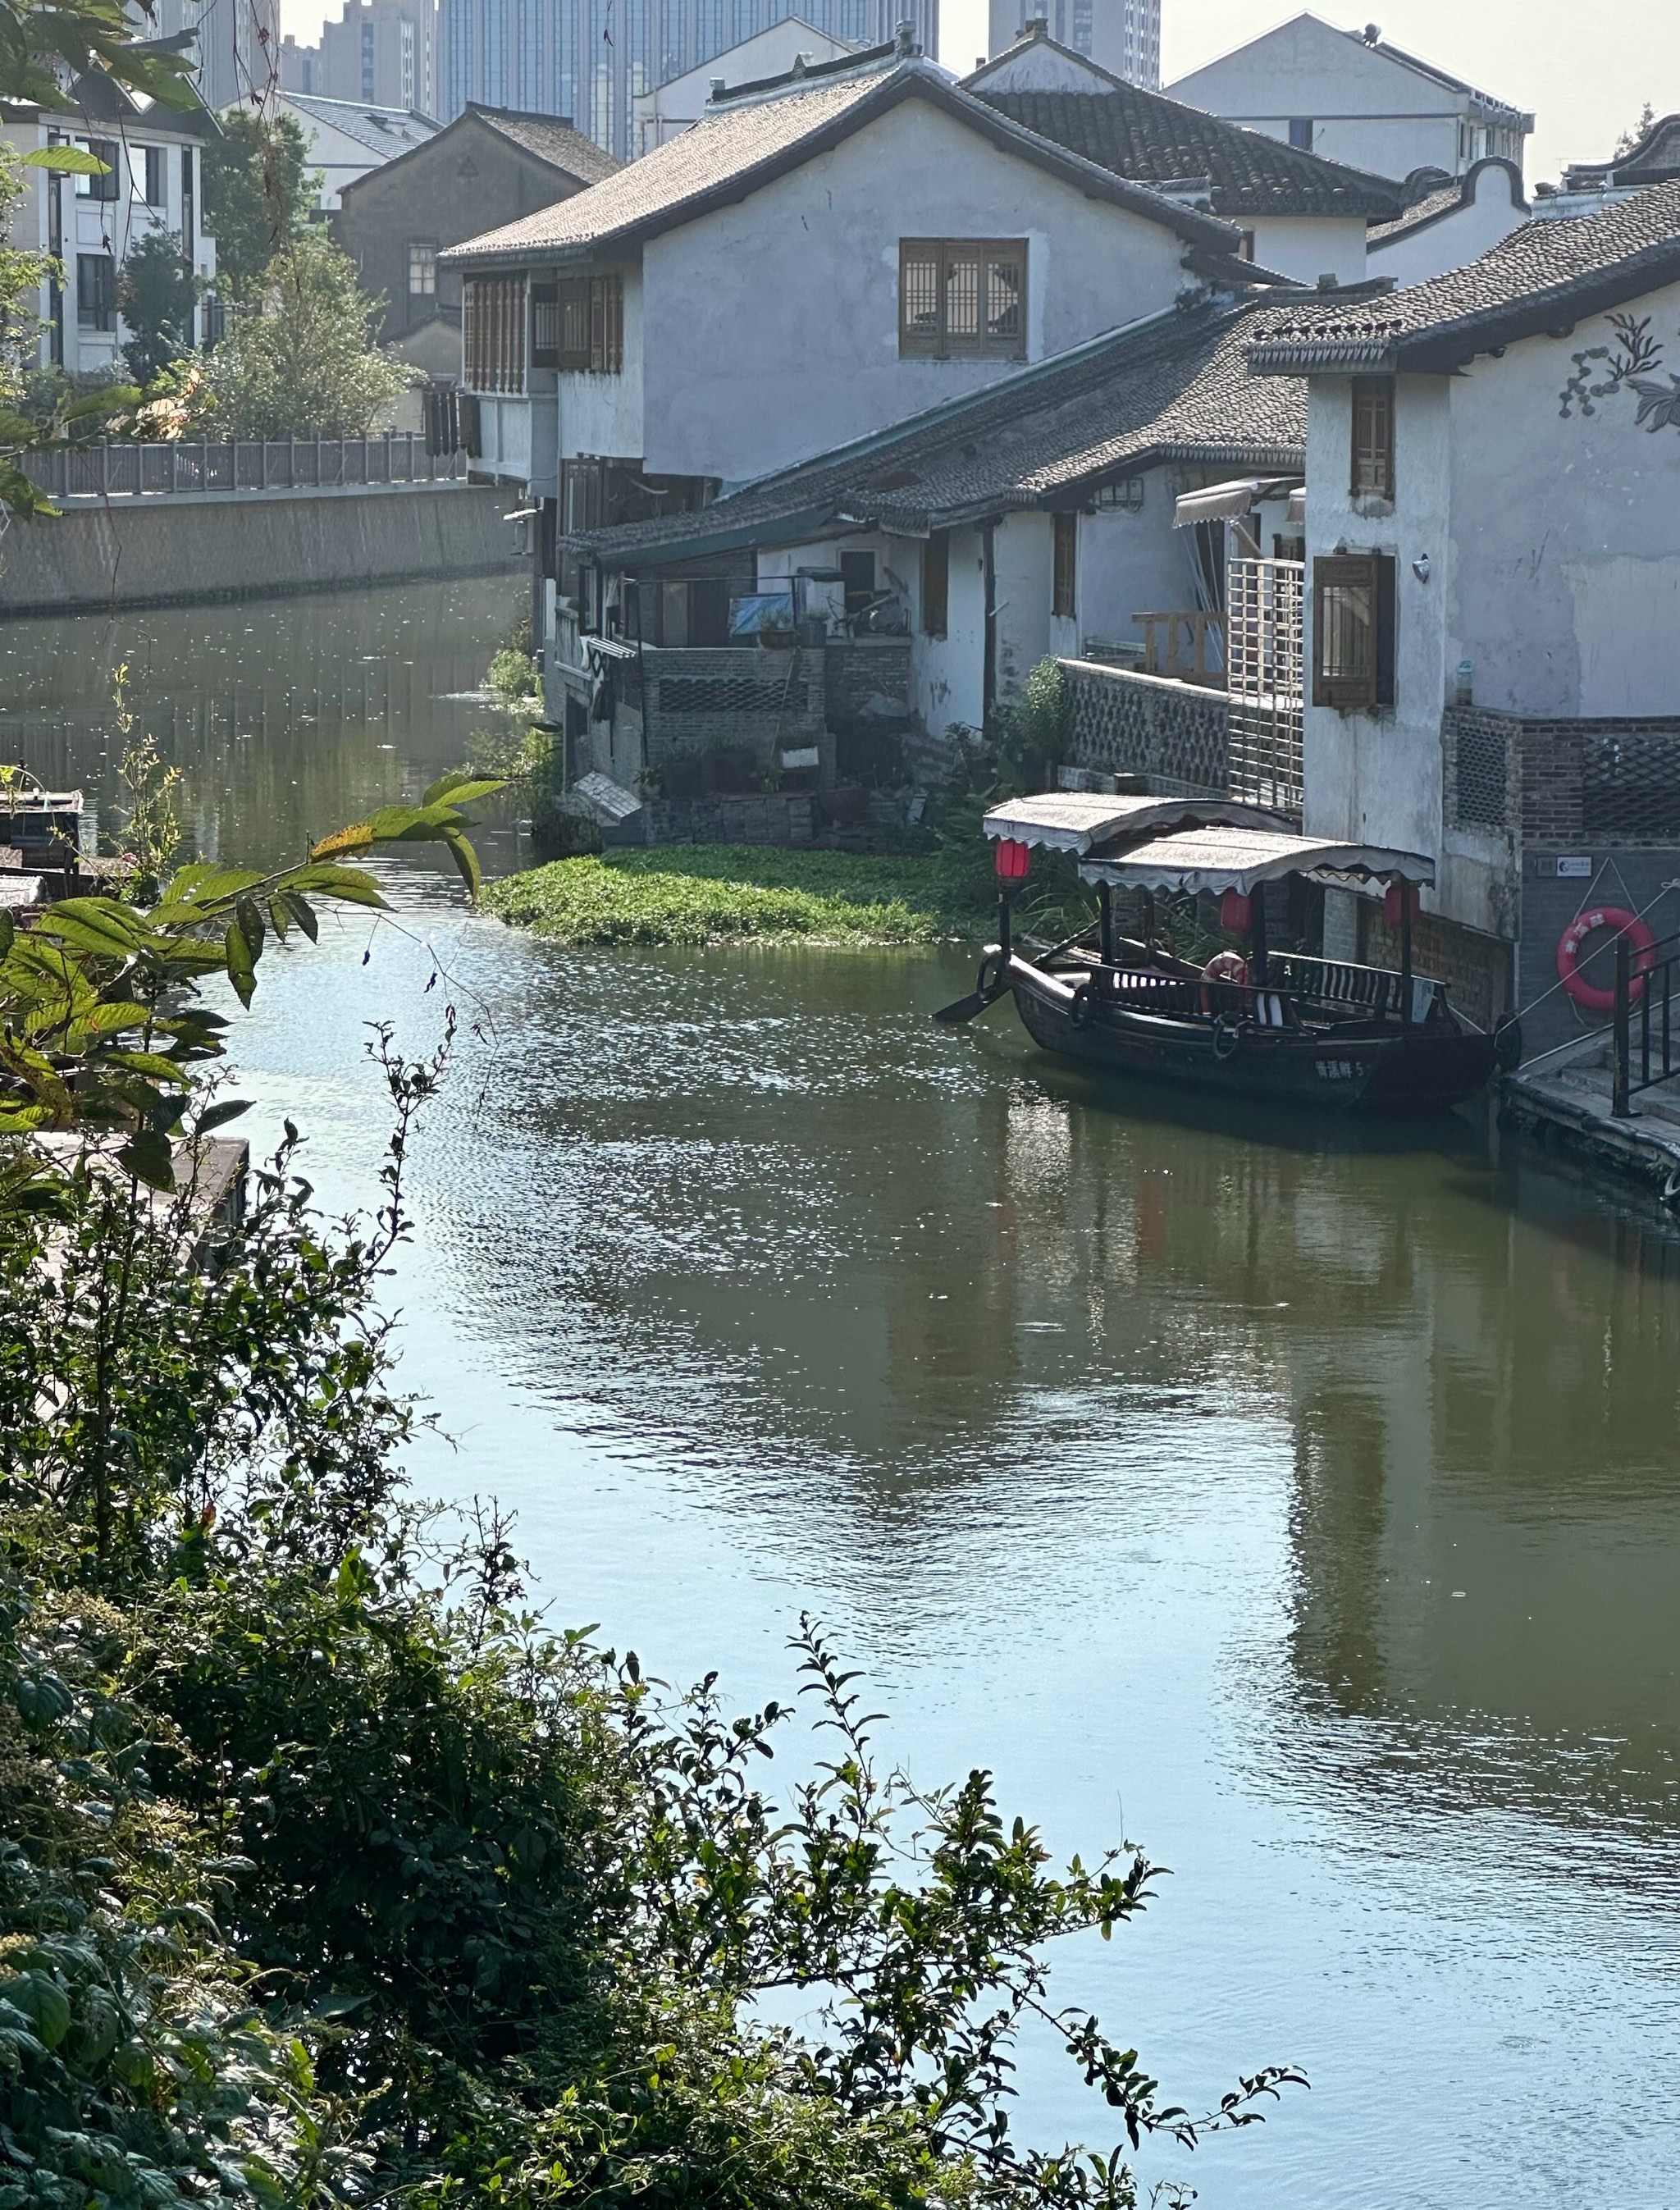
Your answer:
[3,582,1678,2205]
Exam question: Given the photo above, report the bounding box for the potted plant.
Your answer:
[758,604,797,650]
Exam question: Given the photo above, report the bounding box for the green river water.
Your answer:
[1,578,1676,2208]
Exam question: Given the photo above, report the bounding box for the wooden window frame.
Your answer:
[1312,552,1396,710]
[1350,376,1395,501]
[463,275,527,394]
[899,238,1027,361]
[546,273,623,373]
[921,528,949,637]
[408,240,437,297]
[1052,510,1077,619]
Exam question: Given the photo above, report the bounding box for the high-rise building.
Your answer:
[437,0,938,159]
[147,0,283,112]
[984,0,1158,89]
[279,0,438,114]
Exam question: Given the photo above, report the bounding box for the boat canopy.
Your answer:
[1078,826,1436,895]
[984,792,1292,856]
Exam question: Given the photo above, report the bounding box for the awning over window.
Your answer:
[1172,477,1303,529]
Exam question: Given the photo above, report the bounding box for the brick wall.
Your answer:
[605,793,817,848]
[824,638,912,721]
[1059,659,1230,796]
[1444,706,1680,844]
[642,645,824,768]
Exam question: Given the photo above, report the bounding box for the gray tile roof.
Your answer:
[441,57,1239,268]
[975,86,1403,220]
[568,301,1305,562]
[281,94,442,156]
[1249,180,1680,373]
[1564,113,1680,191]
[465,105,621,183]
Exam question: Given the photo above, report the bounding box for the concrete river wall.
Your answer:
[0,483,523,617]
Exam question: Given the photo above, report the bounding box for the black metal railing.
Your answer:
[1611,926,1680,1115]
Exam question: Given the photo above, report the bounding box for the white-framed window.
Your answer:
[409,240,437,296]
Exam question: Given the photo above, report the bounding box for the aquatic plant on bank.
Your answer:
[483,844,991,947]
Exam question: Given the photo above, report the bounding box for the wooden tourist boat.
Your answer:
[935,793,1517,1117]
[0,767,84,865]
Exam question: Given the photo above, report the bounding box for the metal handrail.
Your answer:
[16,434,468,500]
[1612,925,1680,1116]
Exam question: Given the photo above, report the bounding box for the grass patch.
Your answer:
[482,844,990,947]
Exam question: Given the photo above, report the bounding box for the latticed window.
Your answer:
[1312,553,1396,710]
[899,240,1026,359]
[463,276,527,394]
[1351,377,1395,500]
[408,241,437,296]
[537,275,623,372]
[1052,511,1077,618]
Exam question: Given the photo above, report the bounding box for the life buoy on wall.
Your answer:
[1555,906,1656,1012]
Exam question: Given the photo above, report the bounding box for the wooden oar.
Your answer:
[933,979,1007,1024]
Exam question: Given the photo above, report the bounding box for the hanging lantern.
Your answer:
[1220,888,1252,935]
[1384,881,1421,926]
[995,838,1031,882]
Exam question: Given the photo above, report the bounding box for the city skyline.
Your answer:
[271,0,1678,184]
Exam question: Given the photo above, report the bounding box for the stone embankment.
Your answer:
[0,483,522,615]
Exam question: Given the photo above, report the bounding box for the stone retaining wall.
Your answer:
[0,484,521,615]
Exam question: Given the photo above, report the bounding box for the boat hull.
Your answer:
[1009,964,1499,1116]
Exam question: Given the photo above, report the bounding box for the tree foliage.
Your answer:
[119,229,201,386]
[199,112,317,308]
[0,0,198,112]
[183,230,412,438]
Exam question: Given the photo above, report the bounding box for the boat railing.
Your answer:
[1268,952,1446,1023]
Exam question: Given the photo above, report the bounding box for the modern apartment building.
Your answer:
[436,0,938,159]
[280,0,439,116]
[984,0,1158,89]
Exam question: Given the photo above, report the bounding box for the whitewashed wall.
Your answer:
[1302,282,1680,934]
[1167,16,1484,184]
[1249,213,1368,287]
[638,97,1198,484]
[1367,162,1527,288]
[557,259,645,463]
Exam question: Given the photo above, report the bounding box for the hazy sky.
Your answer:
[276,0,1678,184]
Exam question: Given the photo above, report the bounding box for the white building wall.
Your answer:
[556,260,644,461]
[1445,285,1680,721]
[1066,477,1186,654]
[632,22,853,155]
[637,96,1197,483]
[917,525,988,732]
[1300,372,1452,889]
[1249,212,1368,286]
[1303,289,1680,937]
[1166,16,1522,182]
[1367,162,1527,287]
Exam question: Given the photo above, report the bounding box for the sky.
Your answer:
[274,0,1680,185]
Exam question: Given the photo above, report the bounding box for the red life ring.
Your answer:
[1555,906,1656,1012]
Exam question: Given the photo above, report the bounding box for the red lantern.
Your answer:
[1220,888,1252,935]
[1383,881,1422,926]
[995,838,1031,882]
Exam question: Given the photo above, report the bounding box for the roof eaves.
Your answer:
[448,66,1242,268]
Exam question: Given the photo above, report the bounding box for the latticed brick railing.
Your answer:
[1058,659,1230,797]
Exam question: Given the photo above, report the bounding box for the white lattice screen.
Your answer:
[1225,557,1304,822]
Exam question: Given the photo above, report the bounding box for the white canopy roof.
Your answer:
[1172,477,1302,529]
[984,791,1293,856]
[1078,826,1436,894]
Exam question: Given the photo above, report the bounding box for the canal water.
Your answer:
[3,580,1678,2208]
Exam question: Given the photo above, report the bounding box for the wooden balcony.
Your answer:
[1132,610,1226,687]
